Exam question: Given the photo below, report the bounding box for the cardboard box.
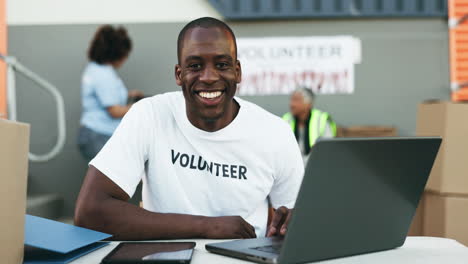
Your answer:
[423,192,468,246]
[407,194,424,236]
[416,101,468,195]
[337,126,397,138]
[0,119,30,264]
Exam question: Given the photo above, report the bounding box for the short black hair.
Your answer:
[87,25,132,64]
[177,17,237,64]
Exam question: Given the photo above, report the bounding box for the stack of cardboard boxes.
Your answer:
[416,101,468,246]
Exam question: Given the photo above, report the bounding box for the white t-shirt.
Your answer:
[90,91,304,237]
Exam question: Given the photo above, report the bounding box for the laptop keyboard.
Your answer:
[251,244,282,254]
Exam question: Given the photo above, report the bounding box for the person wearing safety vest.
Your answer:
[283,87,337,163]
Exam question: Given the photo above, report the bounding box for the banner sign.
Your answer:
[237,36,361,95]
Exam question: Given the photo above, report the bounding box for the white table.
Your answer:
[71,236,468,264]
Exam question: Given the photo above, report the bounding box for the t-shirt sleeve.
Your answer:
[93,71,127,107]
[269,123,304,209]
[89,100,151,197]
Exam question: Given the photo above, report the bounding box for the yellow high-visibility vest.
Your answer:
[282,109,337,148]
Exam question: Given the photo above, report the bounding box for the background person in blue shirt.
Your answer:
[78,25,143,161]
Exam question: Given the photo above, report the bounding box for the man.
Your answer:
[283,88,337,162]
[74,17,303,240]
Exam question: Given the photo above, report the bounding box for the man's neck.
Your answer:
[188,101,240,132]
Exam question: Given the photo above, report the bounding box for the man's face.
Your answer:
[290,92,312,117]
[175,27,241,125]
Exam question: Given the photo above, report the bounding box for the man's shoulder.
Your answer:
[237,98,301,165]
[128,91,182,117]
[237,97,291,133]
[143,91,183,107]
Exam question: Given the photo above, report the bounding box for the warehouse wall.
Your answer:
[7,0,220,25]
[8,17,449,216]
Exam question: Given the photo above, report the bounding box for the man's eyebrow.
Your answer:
[215,55,234,61]
[185,55,202,62]
[184,55,234,63]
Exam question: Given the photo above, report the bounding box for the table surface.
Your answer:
[71,236,468,264]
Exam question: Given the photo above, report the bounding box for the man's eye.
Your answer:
[216,62,228,69]
[189,64,202,69]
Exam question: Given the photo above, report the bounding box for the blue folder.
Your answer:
[24,214,113,263]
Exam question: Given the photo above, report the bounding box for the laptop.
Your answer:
[206,137,441,264]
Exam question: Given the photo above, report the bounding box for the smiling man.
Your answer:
[74,17,304,240]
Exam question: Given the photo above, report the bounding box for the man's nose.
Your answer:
[199,65,219,84]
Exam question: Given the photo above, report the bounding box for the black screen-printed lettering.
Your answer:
[222,164,229,177]
[171,150,247,180]
[171,149,180,164]
[206,161,213,173]
[180,154,189,167]
[239,166,247,180]
[213,163,221,176]
[198,156,207,170]
[189,155,197,169]
[230,165,237,178]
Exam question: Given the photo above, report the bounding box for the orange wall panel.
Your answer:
[0,0,6,118]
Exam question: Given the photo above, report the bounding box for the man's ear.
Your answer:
[236,60,242,83]
[175,64,182,86]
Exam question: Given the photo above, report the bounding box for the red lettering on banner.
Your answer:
[238,69,350,95]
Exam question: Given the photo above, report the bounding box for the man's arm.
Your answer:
[74,166,256,240]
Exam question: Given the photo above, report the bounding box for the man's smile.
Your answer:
[195,90,225,106]
[198,90,223,99]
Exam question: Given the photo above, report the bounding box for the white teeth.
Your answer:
[199,91,222,99]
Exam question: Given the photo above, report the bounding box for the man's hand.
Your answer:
[203,216,256,239]
[266,206,293,237]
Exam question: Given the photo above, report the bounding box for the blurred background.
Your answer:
[3,0,467,245]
